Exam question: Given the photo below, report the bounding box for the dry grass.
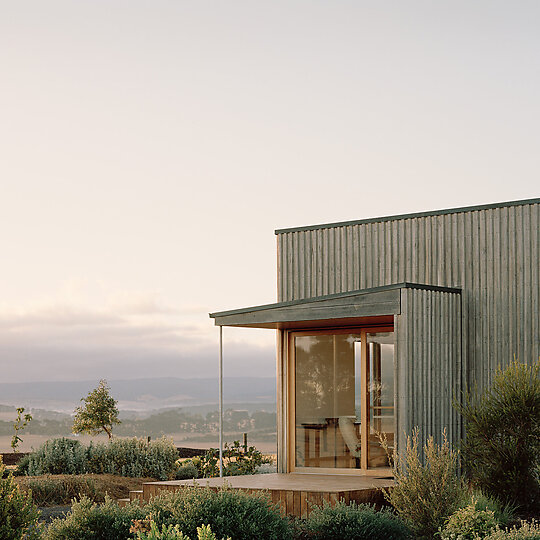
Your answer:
[14,474,156,507]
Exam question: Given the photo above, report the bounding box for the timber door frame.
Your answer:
[285,325,394,476]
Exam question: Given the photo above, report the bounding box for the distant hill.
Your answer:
[0,377,276,414]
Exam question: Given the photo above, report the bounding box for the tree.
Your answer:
[11,407,32,452]
[454,360,540,513]
[72,379,120,439]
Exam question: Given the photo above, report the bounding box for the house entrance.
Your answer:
[289,328,394,474]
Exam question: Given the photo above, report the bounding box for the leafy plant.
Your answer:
[72,379,120,439]
[175,461,198,480]
[468,491,516,528]
[439,501,498,540]
[11,407,33,453]
[0,456,41,540]
[18,436,178,480]
[191,441,271,478]
[454,360,540,512]
[146,486,292,540]
[45,495,145,540]
[481,519,540,539]
[384,428,467,539]
[299,500,412,540]
[132,520,229,540]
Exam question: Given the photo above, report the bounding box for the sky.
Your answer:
[1,1,538,383]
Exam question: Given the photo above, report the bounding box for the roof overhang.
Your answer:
[209,282,460,329]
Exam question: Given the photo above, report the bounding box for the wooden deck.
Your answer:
[139,473,393,518]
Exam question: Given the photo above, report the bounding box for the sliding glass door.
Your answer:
[290,328,394,473]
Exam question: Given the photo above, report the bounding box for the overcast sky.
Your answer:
[1,1,538,383]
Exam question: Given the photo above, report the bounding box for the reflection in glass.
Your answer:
[294,331,394,470]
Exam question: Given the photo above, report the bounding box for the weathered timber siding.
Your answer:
[277,201,540,390]
[395,288,462,454]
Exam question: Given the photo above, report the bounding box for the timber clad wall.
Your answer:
[277,201,540,391]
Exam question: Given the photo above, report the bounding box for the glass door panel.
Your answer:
[292,328,394,472]
[367,332,395,467]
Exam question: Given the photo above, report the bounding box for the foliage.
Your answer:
[298,500,412,540]
[0,456,41,540]
[191,440,271,478]
[11,407,33,453]
[44,495,145,540]
[455,360,540,512]
[87,437,179,480]
[468,491,516,529]
[146,486,292,540]
[18,437,178,480]
[131,520,229,540]
[15,474,154,507]
[72,380,120,439]
[480,520,540,539]
[384,428,467,539]
[175,461,198,480]
[439,501,498,540]
[19,438,88,476]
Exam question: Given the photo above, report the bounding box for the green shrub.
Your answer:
[455,360,540,512]
[132,521,229,540]
[22,438,88,476]
[89,437,178,480]
[191,441,270,478]
[0,456,41,540]
[481,520,540,539]
[299,500,412,540]
[469,491,516,528]
[384,428,467,539]
[19,437,178,481]
[45,495,145,540]
[175,461,198,480]
[440,502,498,539]
[146,486,292,540]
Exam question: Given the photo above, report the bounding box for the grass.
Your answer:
[14,474,155,506]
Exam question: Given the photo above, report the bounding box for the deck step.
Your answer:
[117,498,130,508]
[129,490,144,502]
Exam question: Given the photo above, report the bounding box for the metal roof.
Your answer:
[209,282,461,328]
[274,197,540,235]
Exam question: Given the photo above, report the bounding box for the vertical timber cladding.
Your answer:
[395,287,463,453]
[277,200,540,392]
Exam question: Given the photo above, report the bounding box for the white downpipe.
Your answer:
[219,326,223,477]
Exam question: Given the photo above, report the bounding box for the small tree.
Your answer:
[11,407,32,452]
[73,379,120,439]
[454,360,540,513]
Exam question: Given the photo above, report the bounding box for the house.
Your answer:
[210,197,539,475]
[139,198,538,516]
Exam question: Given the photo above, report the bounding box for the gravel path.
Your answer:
[38,506,71,523]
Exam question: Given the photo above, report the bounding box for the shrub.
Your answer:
[45,495,146,540]
[439,502,498,540]
[18,437,178,481]
[455,360,540,512]
[0,456,41,540]
[191,441,271,478]
[175,461,198,480]
[89,437,178,480]
[146,486,292,540]
[132,520,229,540]
[384,428,467,539]
[469,491,516,528]
[21,438,88,476]
[299,500,412,540]
[481,520,540,539]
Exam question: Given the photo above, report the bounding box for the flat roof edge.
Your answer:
[274,197,540,235]
[209,282,461,319]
